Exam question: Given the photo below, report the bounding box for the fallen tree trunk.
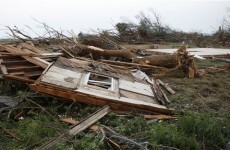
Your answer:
[71,42,196,78]
[75,45,178,68]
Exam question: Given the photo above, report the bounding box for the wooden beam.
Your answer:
[5,74,35,83]
[29,57,50,69]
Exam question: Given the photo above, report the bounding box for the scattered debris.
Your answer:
[0,25,229,149]
[40,105,110,149]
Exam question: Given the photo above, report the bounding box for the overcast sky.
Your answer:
[0,0,230,38]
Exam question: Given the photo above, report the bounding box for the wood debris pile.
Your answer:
[0,26,201,149]
[0,26,199,115]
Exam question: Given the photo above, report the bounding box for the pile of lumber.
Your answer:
[0,26,198,115]
[0,43,62,83]
[0,41,177,115]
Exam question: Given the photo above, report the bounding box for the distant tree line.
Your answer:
[113,9,230,47]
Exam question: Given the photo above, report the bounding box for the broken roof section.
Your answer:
[31,57,173,114]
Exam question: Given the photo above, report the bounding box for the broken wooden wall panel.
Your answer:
[40,66,82,89]
[30,83,173,114]
[29,57,173,114]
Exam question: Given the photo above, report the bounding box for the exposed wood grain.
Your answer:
[119,79,154,97]
[41,66,82,89]
[120,89,158,104]
[59,118,99,131]
[68,105,110,136]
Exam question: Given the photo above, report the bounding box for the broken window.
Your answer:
[85,72,114,90]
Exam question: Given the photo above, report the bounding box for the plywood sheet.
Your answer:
[41,66,82,89]
[120,90,158,104]
[119,79,154,97]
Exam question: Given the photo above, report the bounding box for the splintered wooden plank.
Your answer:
[0,45,50,69]
[68,105,110,136]
[20,43,63,57]
[41,66,82,89]
[40,105,110,149]
[119,79,154,97]
[59,118,100,131]
[20,43,46,54]
[24,57,50,69]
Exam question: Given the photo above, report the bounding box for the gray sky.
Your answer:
[0,0,230,38]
